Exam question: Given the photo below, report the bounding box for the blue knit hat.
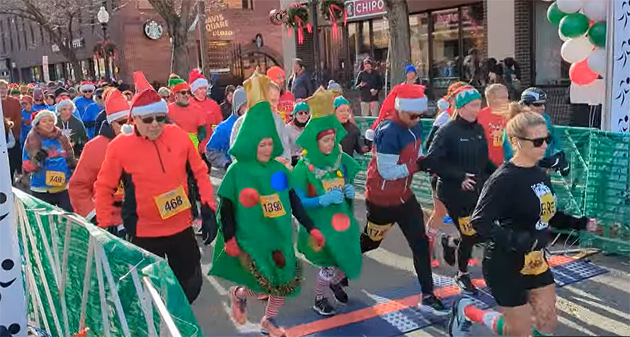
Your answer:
[405,65,417,75]
[333,96,350,110]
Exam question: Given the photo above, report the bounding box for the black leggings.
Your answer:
[31,189,73,212]
[441,196,479,273]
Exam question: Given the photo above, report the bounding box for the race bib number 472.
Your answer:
[154,185,191,220]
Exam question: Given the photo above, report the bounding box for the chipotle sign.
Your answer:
[345,0,387,21]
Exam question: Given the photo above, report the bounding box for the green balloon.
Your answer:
[588,21,607,48]
[547,2,567,25]
[559,13,590,38]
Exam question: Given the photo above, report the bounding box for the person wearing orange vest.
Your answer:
[95,75,217,304]
[189,69,222,156]
[68,90,129,236]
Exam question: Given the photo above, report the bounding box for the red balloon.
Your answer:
[569,60,598,85]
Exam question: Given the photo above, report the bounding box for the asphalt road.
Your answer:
[190,171,630,337]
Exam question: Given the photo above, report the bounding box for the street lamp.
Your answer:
[97,5,111,81]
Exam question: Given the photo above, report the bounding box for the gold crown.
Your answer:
[243,67,272,109]
[306,87,334,119]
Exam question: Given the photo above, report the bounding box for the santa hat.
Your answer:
[168,74,190,93]
[365,84,427,141]
[188,69,208,93]
[120,85,168,135]
[80,81,96,92]
[105,90,130,123]
[31,109,57,126]
[133,71,153,92]
[55,97,76,114]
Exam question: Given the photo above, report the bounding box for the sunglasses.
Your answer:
[520,135,552,147]
[140,115,167,124]
[178,91,191,96]
[83,90,93,94]
[111,119,126,126]
[296,111,309,115]
[530,102,545,107]
[409,113,422,120]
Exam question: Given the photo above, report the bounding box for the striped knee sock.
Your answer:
[463,305,507,336]
[265,296,286,318]
[331,268,346,285]
[236,287,258,300]
[315,271,329,300]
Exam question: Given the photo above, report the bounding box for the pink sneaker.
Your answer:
[229,287,247,325]
[260,316,286,337]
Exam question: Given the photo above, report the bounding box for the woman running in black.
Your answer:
[448,111,597,337]
[422,85,495,294]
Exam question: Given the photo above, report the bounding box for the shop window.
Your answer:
[432,8,460,88]
[410,13,429,82]
[242,0,253,10]
[371,18,389,67]
[348,22,371,79]
[534,0,569,84]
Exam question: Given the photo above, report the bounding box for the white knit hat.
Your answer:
[55,99,76,115]
[32,109,57,126]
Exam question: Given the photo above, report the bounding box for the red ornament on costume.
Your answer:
[239,188,260,207]
[331,213,350,232]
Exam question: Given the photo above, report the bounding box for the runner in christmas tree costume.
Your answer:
[210,74,324,337]
[292,88,362,316]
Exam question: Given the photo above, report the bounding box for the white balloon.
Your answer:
[557,0,585,13]
[587,48,607,76]
[559,30,571,41]
[561,36,594,63]
[583,0,607,21]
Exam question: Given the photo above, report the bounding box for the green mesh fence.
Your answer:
[14,189,202,337]
[354,117,630,256]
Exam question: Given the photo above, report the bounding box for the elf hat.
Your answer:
[31,109,57,126]
[120,86,168,135]
[453,85,482,109]
[133,71,153,92]
[80,81,96,92]
[55,97,76,114]
[168,74,190,93]
[292,101,310,115]
[9,84,20,95]
[188,69,208,93]
[333,96,350,110]
[105,90,130,123]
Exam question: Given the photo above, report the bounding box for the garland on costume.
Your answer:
[239,253,303,297]
[285,3,311,45]
[321,0,347,39]
[93,41,117,59]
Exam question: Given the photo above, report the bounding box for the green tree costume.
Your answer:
[209,99,301,297]
[292,88,363,280]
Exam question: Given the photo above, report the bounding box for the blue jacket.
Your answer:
[23,135,72,192]
[290,72,314,99]
[73,96,94,119]
[32,103,49,112]
[205,114,237,168]
[503,113,561,161]
[82,102,102,139]
[20,109,33,146]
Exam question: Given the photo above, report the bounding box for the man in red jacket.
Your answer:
[69,90,129,235]
[189,69,222,154]
[1,80,22,180]
[95,77,217,304]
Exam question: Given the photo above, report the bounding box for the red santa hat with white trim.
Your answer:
[365,84,427,141]
[105,90,130,124]
[188,69,209,93]
[120,71,168,135]
[80,81,96,92]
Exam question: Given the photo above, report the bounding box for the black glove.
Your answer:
[107,224,127,239]
[200,204,218,245]
[34,148,49,162]
[539,152,570,176]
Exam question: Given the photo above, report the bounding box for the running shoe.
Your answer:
[192,218,203,235]
[431,259,440,268]
[260,316,287,337]
[454,273,478,295]
[340,276,349,287]
[420,293,448,315]
[442,235,457,266]
[229,286,247,325]
[448,296,473,337]
[312,297,336,316]
[329,282,349,304]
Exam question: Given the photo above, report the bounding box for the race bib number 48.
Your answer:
[154,185,192,219]
[45,171,66,187]
[520,250,549,276]
[260,194,286,218]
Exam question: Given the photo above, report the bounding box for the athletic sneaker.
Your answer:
[260,316,287,337]
[312,297,336,316]
[442,235,457,266]
[340,276,349,287]
[192,218,203,235]
[448,297,473,337]
[454,273,478,295]
[329,282,349,304]
[421,293,448,314]
[229,286,247,325]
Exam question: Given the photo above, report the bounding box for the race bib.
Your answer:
[366,222,393,242]
[520,250,549,276]
[260,194,286,218]
[45,171,66,187]
[458,216,476,236]
[491,128,503,147]
[322,178,344,193]
[154,185,191,220]
[114,181,125,196]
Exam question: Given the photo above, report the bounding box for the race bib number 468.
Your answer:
[154,185,191,219]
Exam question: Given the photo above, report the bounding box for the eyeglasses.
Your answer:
[83,90,93,94]
[140,115,167,124]
[409,113,422,120]
[178,91,191,96]
[520,135,552,148]
[530,102,545,107]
